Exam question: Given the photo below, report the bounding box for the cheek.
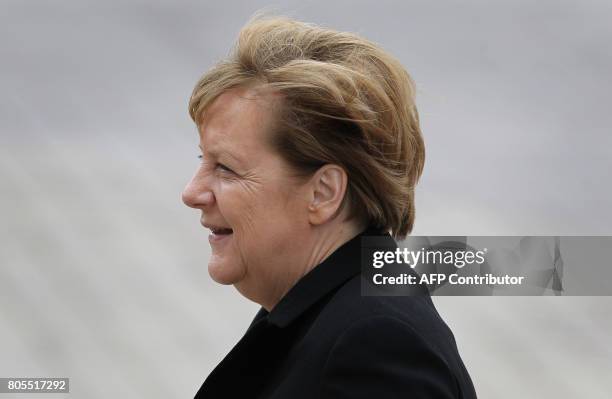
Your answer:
[253,187,307,243]
[215,181,261,244]
[219,177,305,244]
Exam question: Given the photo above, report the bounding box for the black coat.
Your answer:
[195,227,477,398]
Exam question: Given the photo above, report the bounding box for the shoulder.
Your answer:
[320,314,459,398]
[315,275,456,349]
[309,276,474,399]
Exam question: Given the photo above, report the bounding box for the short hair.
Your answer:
[189,14,425,240]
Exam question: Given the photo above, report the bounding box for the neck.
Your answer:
[260,219,365,311]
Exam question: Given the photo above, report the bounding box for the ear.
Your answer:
[307,164,348,226]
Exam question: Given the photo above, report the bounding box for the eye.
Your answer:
[197,155,235,175]
[216,163,234,174]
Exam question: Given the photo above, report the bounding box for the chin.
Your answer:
[208,260,244,285]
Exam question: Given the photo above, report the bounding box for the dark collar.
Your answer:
[252,226,396,328]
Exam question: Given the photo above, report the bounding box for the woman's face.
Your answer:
[182,87,311,301]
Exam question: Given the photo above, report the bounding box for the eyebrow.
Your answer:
[198,144,244,167]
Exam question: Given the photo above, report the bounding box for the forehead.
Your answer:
[198,86,280,151]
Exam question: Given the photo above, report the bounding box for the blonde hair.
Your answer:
[189,15,425,239]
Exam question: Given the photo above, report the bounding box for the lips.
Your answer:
[211,227,233,235]
[205,224,233,246]
[202,223,233,236]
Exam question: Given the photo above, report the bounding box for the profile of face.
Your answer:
[181,86,315,304]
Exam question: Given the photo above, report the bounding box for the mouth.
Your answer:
[203,223,234,244]
[209,226,233,236]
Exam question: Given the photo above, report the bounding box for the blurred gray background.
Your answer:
[1,0,611,397]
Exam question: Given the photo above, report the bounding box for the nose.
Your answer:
[181,171,215,209]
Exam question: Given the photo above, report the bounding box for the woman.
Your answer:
[182,15,477,399]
